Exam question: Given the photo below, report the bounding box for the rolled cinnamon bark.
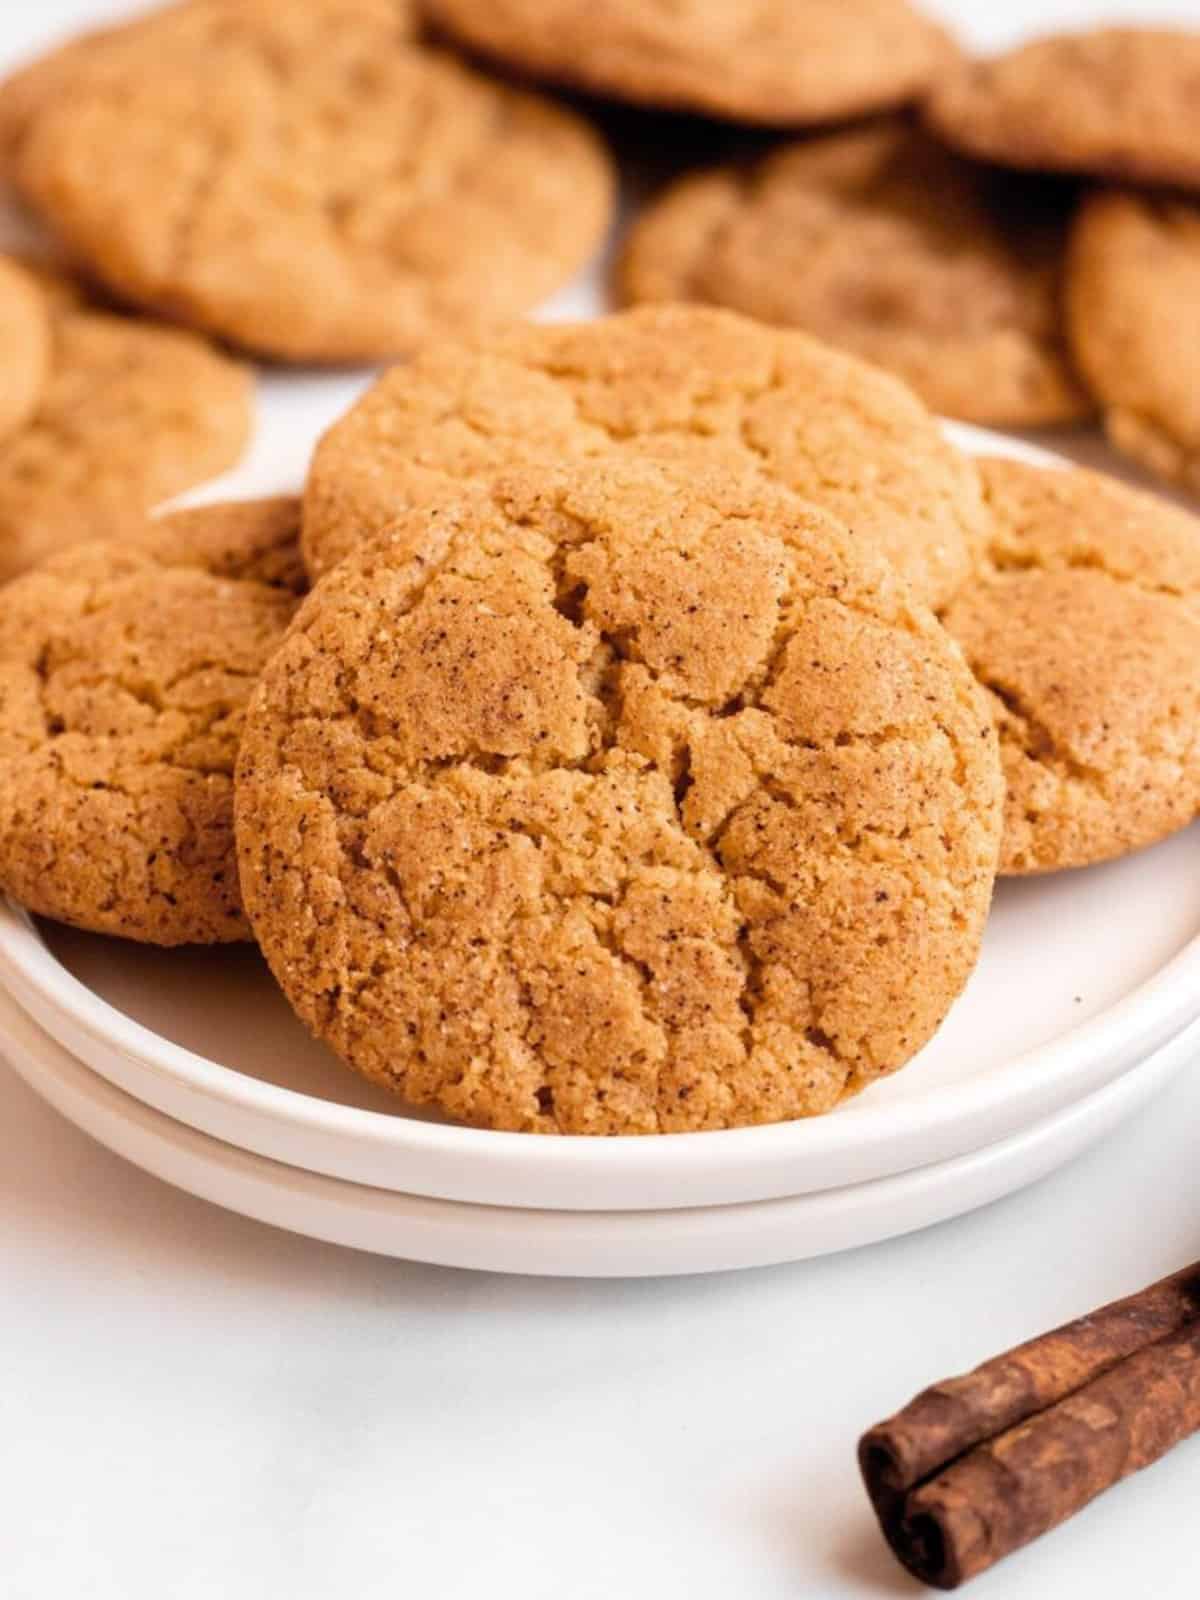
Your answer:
[860,1263,1200,1588]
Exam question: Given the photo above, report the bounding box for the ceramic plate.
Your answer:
[3,981,1194,1277]
[1,825,1198,1213]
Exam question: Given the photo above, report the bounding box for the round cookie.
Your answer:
[942,459,1200,875]
[926,29,1200,190]
[9,0,614,362]
[0,305,252,583]
[0,256,50,441]
[238,461,1003,1135]
[0,499,303,945]
[619,122,1088,428]
[1066,190,1200,495]
[424,0,955,127]
[303,305,988,609]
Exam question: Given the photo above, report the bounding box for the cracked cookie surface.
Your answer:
[303,305,988,609]
[8,0,614,361]
[239,461,1002,1134]
[926,29,1200,190]
[942,459,1200,875]
[0,256,50,442]
[424,0,954,127]
[0,499,302,944]
[1066,190,1200,495]
[0,299,251,583]
[619,122,1088,428]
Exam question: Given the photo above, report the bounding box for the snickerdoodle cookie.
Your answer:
[238,461,1003,1134]
[424,0,955,127]
[303,306,988,608]
[1066,190,1200,495]
[0,298,251,583]
[140,496,309,595]
[0,499,302,944]
[0,9,171,175]
[619,122,1088,428]
[942,459,1200,875]
[0,0,417,171]
[926,29,1200,190]
[8,0,614,361]
[0,256,50,441]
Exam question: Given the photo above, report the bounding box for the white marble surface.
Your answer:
[2,2,1200,1597]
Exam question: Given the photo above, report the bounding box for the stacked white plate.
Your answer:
[0,427,1197,1276]
[0,818,1197,1277]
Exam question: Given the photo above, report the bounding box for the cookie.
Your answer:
[0,303,252,583]
[424,0,955,127]
[619,122,1089,429]
[0,256,50,441]
[0,12,150,176]
[0,499,303,945]
[1066,190,1200,495]
[9,0,614,362]
[238,461,1002,1134]
[942,459,1200,875]
[926,29,1200,190]
[303,305,988,609]
[141,497,309,595]
[1,3,418,172]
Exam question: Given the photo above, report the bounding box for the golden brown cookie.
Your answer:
[926,29,1200,190]
[0,303,252,583]
[1066,190,1200,495]
[9,0,614,362]
[425,0,955,127]
[0,499,303,945]
[303,305,988,609]
[942,459,1200,875]
[619,122,1088,428]
[0,256,50,441]
[140,497,309,595]
[0,13,149,176]
[239,461,1003,1134]
[1,3,419,178]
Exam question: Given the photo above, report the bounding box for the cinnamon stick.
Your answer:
[859,1262,1200,1588]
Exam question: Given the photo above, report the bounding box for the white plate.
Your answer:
[3,428,1199,1212]
[2,981,1194,1277]
[2,821,1199,1213]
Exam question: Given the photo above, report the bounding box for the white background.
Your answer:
[2,3,1200,1598]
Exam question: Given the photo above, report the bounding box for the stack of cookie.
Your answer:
[617,23,1200,497]
[926,30,1200,494]
[9,4,1200,493]
[0,0,616,363]
[0,3,1197,1138]
[2,297,1198,1136]
[295,304,1200,892]
[0,0,619,576]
